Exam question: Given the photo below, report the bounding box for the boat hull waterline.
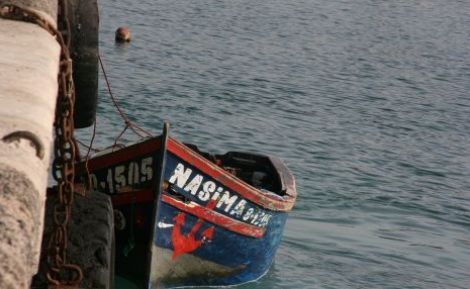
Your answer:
[79,123,296,287]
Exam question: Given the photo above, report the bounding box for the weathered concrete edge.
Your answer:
[0,1,59,286]
[0,164,41,289]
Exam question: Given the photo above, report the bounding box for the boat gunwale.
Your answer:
[79,134,296,212]
[167,137,296,212]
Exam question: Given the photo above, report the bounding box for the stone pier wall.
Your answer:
[0,1,59,288]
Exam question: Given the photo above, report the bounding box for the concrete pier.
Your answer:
[0,1,59,288]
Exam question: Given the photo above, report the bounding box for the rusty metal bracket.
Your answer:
[2,130,45,159]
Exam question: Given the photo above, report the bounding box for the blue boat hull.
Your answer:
[151,195,288,287]
[148,146,291,287]
[80,123,296,288]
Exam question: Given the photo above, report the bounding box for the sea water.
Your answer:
[77,1,470,288]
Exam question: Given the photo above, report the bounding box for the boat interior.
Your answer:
[184,144,285,196]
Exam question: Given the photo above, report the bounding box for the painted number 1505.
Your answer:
[90,156,154,194]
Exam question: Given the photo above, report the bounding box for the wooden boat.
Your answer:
[78,123,296,288]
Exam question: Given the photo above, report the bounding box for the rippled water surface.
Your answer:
[78,0,470,288]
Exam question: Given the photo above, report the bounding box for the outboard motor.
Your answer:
[68,0,99,128]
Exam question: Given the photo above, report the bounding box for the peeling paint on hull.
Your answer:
[150,246,239,285]
[79,124,296,288]
[151,200,287,287]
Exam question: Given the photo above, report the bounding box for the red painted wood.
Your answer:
[162,194,265,238]
[167,137,295,211]
[171,202,216,260]
[86,137,162,171]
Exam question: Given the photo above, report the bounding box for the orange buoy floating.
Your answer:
[115,26,131,43]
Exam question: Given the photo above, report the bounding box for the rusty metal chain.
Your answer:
[48,0,84,287]
[0,2,83,288]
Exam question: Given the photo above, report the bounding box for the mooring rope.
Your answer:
[98,55,153,141]
[81,117,98,188]
[77,51,154,182]
[77,139,99,153]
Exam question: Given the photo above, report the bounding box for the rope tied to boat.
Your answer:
[98,55,153,140]
[77,55,152,156]
[0,2,85,287]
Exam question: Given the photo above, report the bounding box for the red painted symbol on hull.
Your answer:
[171,201,216,260]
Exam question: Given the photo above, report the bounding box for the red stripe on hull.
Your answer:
[167,138,294,211]
[161,194,265,238]
[86,137,162,171]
